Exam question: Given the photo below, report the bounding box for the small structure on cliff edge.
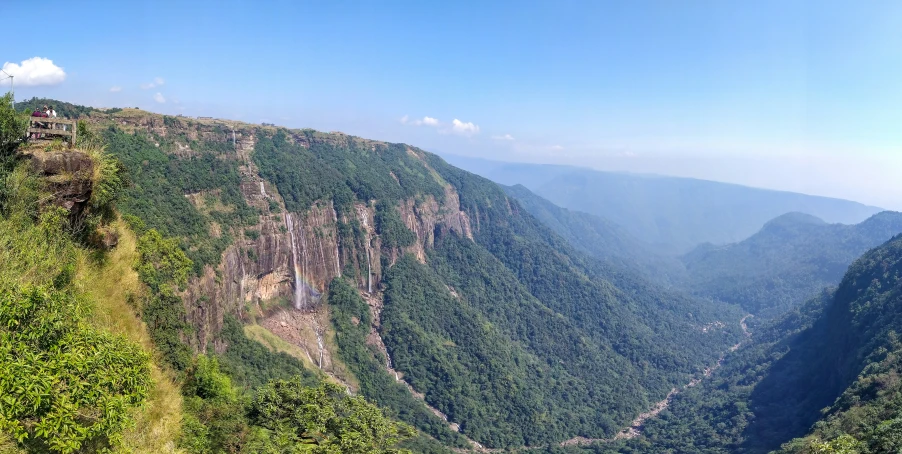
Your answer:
[27,117,77,149]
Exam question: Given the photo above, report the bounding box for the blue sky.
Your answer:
[4,0,901,209]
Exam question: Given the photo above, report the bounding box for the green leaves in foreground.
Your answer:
[0,285,151,453]
[249,380,416,454]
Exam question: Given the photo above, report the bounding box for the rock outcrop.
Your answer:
[25,148,95,217]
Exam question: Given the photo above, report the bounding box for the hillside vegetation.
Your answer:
[30,101,746,450]
[250,122,744,448]
[571,234,902,454]
[682,211,902,317]
[14,97,898,454]
[0,96,420,454]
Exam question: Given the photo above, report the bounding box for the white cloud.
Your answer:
[1,57,66,86]
[492,134,515,141]
[141,77,165,89]
[402,115,441,127]
[109,86,122,92]
[153,92,166,103]
[451,119,480,136]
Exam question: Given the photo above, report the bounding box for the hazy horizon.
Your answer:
[4,0,901,209]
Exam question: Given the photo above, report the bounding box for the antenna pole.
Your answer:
[0,70,12,106]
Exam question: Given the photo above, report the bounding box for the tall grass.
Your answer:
[75,221,185,453]
[0,157,184,453]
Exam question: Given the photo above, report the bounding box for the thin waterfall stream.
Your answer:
[284,213,303,310]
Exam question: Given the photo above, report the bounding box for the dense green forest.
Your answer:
[328,277,466,452]
[249,118,746,448]
[253,130,445,214]
[682,211,902,317]
[564,234,902,454]
[103,127,257,272]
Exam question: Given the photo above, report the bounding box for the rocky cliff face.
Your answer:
[24,148,94,218]
[102,112,474,374]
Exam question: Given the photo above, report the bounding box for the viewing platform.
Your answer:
[27,117,77,149]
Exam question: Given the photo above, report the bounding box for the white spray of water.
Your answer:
[366,243,372,293]
[299,221,310,309]
[260,181,266,198]
[285,213,303,310]
[316,328,325,369]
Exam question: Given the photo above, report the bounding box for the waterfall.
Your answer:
[299,222,310,309]
[365,242,372,293]
[285,213,303,310]
[259,181,266,198]
[332,204,342,275]
[316,329,324,369]
[310,317,325,369]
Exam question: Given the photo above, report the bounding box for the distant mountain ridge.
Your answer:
[501,183,902,318]
[443,154,883,253]
[682,210,902,316]
[502,184,687,286]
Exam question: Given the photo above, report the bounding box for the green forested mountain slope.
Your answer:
[3,101,750,451]
[682,211,902,317]
[251,126,744,447]
[590,233,902,454]
[502,183,902,322]
[0,98,421,454]
[443,154,882,254]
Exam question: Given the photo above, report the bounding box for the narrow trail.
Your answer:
[559,314,754,448]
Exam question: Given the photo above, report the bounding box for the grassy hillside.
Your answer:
[0,111,175,453]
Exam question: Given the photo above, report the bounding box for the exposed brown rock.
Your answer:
[23,149,95,218]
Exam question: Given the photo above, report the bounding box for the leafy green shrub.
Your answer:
[136,229,192,293]
[180,355,250,453]
[0,285,150,453]
[249,380,417,454]
[135,229,195,370]
[0,92,26,158]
